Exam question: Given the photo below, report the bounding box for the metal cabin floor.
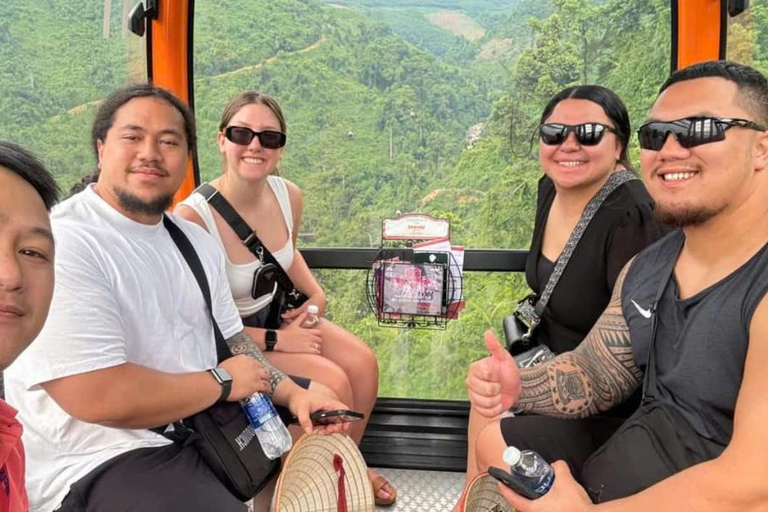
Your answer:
[373,468,465,512]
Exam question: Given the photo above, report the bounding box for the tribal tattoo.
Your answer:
[515,262,643,418]
[225,329,287,393]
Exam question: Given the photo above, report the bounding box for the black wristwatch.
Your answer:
[265,329,278,352]
[208,367,233,404]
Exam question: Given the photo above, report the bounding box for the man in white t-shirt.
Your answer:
[4,85,348,512]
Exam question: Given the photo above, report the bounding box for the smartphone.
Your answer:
[488,466,540,500]
[310,409,365,425]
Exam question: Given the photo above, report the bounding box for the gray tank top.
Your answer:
[622,229,768,447]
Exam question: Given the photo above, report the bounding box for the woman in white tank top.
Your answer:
[176,92,396,506]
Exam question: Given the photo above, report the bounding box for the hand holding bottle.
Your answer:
[494,446,554,498]
[282,294,327,323]
[497,461,592,512]
[276,311,322,354]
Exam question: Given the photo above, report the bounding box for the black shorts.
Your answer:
[500,414,625,481]
[288,374,310,390]
[57,442,249,512]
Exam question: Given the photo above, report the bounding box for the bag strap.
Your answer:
[196,183,298,294]
[163,215,232,364]
[535,169,637,316]
[517,169,637,325]
[642,234,684,404]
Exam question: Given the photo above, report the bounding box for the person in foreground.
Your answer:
[4,84,349,512]
[520,85,662,356]
[175,91,393,505]
[466,60,768,511]
[0,141,59,512]
[463,85,664,491]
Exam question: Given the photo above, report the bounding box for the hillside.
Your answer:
[192,2,502,249]
[427,11,486,41]
[6,0,767,398]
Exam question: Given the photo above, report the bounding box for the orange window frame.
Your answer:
[672,0,726,71]
[147,0,198,205]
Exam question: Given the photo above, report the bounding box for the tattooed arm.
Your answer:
[226,330,352,435]
[225,329,287,393]
[515,261,643,418]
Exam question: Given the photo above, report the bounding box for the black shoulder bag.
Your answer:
[579,236,724,502]
[162,215,280,501]
[196,183,308,329]
[505,170,637,367]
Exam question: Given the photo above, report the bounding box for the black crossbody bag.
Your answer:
[162,215,280,501]
[505,170,637,367]
[580,237,724,502]
[196,183,308,329]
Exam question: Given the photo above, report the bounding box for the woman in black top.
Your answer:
[458,86,664,503]
[525,86,662,354]
[527,172,661,354]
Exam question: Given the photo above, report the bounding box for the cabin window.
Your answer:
[727,4,768,76]
[0,1,147,193]
[193,1,672,399]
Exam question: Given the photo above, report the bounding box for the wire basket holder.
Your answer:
[365,214,464,329]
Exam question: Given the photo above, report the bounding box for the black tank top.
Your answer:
[622,230,768,446]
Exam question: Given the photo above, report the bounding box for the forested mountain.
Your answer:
[2,0,767,398]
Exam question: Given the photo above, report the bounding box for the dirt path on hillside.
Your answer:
[213,33,327,80]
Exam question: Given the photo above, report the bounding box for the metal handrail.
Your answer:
[299,247,528,272]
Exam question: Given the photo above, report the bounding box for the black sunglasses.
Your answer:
[539,123,617,146]
[225,126,287,149]
[637,117,766,151]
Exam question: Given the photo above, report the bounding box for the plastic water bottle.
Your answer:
[303,304,320,327]
[240,393,292,459]
[503,446,555,498]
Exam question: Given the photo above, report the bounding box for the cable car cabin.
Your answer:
[0,0,761,510]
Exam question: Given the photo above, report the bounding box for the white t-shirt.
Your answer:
[4,185,243,512]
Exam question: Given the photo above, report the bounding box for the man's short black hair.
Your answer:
[0,141,60,211]
[660,60,768,125]
[91,83,197,160]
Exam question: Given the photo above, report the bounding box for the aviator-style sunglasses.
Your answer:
[637,116,766,151]
[224,126,287,149]
[539,123,617,146]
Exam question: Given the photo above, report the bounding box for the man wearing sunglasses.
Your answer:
[467,60,768,512]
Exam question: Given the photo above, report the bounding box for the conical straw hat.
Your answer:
[271,433,374,512]
[461,473,515,512]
